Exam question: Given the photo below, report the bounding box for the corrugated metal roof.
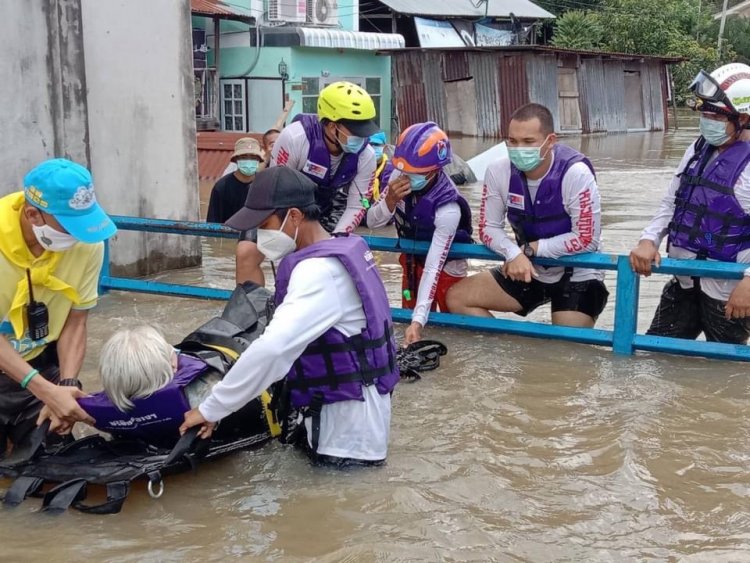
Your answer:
[378,0,554,19]
[379,45,685,63]
[191,0,252,19]
[297,28,405,50]
[196,132,262,181]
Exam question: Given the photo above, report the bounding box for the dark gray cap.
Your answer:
[225,166,317,231]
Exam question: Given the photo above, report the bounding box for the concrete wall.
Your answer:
[0,0,201,275]
[1,0,90,189]
[81,0,200,275]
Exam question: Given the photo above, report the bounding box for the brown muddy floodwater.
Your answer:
[2,123,749,562]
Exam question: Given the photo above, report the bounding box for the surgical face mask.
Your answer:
[407,173,430,192]
[257,211,298,261]
[32,223,78,252]
[336,127,366,154]
[507,135,551,172]
[372,145,385,161]
[699,116,731,147]
[237,159,259,176]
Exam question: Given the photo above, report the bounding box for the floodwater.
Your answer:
[3,121,750,561]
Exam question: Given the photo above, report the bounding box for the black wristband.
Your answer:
[58,378,83,390]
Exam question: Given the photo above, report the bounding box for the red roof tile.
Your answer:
[197,131,263,181]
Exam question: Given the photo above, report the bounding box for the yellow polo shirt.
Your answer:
[0,237,104,362]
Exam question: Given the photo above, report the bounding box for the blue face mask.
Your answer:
[337,128,365,154]
[407,173,430,192]
[237,159,259,176]
[699,116,731,147]
[372,145,385,161]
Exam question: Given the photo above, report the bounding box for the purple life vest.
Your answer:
[507,144,595,243]
[274,235,399,409]
[78,353,209,444]
[667,138,750,261]
[395,170,473,245]
[292,113,368,218]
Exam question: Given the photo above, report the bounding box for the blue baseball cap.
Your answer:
[369,131,387,145]
[23,158,117,244]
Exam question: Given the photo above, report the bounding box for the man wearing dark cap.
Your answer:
[181,167,399,467]
[236,81,380,287]
[0,158,117,453]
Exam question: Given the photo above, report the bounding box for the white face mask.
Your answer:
[32,223,78,252]
[257,211,298,261]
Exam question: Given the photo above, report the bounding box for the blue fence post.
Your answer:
[612,255,639,355]
[99,239,111,295]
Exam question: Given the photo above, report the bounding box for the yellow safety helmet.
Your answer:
[317,81,379,137]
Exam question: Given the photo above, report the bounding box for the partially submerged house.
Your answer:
[383,46,682,137]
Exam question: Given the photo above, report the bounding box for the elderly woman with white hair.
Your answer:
[77,284,279,448]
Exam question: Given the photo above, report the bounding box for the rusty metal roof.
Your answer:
[378,45,685,63]
[191,0,253,20]
[197,131,263,181]
[378,0,554,19]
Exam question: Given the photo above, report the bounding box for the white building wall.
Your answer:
[0,0,201,274]
[80,0,200,274]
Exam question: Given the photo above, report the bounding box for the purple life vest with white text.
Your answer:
[274,235,399,409]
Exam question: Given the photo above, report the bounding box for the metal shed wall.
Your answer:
[526,53,560,132]
[392,52,428,129]
[644,61,666,131]
[578,57,607,133]
[390,49,672,138]
[423,51,448,127]
[602,60,627,132]
[469,53,502,137]
[497,53,529,137]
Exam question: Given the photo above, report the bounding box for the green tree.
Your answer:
[715,17,750,64]
[552,10,604,50]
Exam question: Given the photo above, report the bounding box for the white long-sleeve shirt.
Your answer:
[367,174,468,327]
[199,255,391,461]
[270,121,376,233]
[480,153,604,283]
[639,140,750,301]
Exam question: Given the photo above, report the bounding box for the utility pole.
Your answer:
[717,0,729,56]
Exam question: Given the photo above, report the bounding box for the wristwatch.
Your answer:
[58,378,83,390]
[523,244,535,259]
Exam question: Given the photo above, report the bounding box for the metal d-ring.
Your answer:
[147,476,164,499]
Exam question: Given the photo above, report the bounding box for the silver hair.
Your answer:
[99,325,175,412]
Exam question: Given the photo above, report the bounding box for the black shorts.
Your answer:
[490,267,609,320]
[0,345,60,458]
[647,277,750,344]
[238,228,258,243]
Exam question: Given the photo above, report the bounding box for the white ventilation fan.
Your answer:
[307,0,338,25]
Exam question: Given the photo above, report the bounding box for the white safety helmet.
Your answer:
[690,63,750,116]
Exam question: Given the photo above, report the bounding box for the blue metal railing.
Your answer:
[100,216,750,362]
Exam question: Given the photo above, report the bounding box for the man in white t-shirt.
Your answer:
[629,63,750,343]
[181,166,398,467]
[447,103,608,327]
[235,82,378,287]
